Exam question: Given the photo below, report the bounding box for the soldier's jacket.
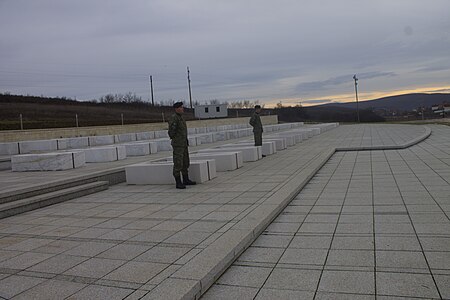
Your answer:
[168,113,188,147]
[249,112,263,133]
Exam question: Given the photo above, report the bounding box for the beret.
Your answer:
[173,101,183,108]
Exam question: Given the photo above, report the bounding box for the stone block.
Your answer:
[136,131,155,140]
[226,130,239,140]
[195,127,207,134]
[88,135,115,147]
[212,132,227,142]
[123,142,158,156]
[126,160,216,184]
[188,136,198,147]
[264,138,287,150]
[154,130,169,138]
[234,141,276,156]
[153,138,173,152]
[270,134,295,146]
[56,137,89,150]
[195,133,214,144]
[12,151,85,171]
[198,146,262,162]
[18,139,58,154]
[190,151,243,171]
[84,146,126,162]
[114,133,137,143]
[0,142,19,155]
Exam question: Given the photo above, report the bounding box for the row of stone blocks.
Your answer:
[0,122,306,156]
[11,122,320,173]
[124,123,339,186]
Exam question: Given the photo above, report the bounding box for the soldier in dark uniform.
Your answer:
[168,102,196,189]
[249,104,263,148]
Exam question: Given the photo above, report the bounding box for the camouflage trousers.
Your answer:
[172,146,190,177]
[253,131,263,146]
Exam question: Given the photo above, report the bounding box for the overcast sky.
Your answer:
[1,0,449,106]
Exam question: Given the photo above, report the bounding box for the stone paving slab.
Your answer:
[0,123,440,300]
[204,124,450,300]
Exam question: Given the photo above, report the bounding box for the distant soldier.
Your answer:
[249,104,264,148]
[168,102,196,189]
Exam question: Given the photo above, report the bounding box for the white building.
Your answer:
[194,104,228,119]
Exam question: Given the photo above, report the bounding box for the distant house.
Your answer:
[194,104,228,119]
[431,103,450,116]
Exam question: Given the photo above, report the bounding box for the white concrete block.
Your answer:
[84,146,126,162]
[270,134,295,146]
[123,142,157,156]
[126,160,215,184]
[0,142,19,155]
[154,130,169,138]
[114,133,137,143]
[88,135,115,147]
[198,146,262,162]
[18,139,58,154]
[195,127,207,134]
[187,152,243,171]
[154,138,173,151]
[226,130,239,140]
[187,136,198,147]
[187,128,197,134]
[57,137,89,150]
[195,133,214,144]
[213,132,227,142]
[264,138,287,150]
[234,141,276,156]
[12,151,85,171]
[136,131,155,140]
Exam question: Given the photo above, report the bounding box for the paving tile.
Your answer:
[64,257,126,278]
[290,235,333,249]
[331,236,374,250]
[163,230,211,245]
[237,247,284,264]
[103,261,168,284]
[280,248,328,265]
[33,240,80,254]
[252,234,293,248]
[0,275,45,299]
[11,279,86,300]
[129,230,176,243]
[375,236,421,251]
[434,274,450,299]
[0,252,54,270]
[327,250,374,267]
[28,254,88,274]
[135,245,191,263]
[96,243,152,260]
[66,284,134,300]
[376,250,428,270]
[424,251,450,270]
[376,272,440,298]
[201,284,259,300]
[318,270,375,294]
[64,241,116,257]
[264,267,321,291]
[217,265,272,288]
[315,292,375,299]
[255,288,314,299]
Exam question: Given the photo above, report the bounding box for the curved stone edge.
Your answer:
[335,125,431,152]
[152,127,434,300]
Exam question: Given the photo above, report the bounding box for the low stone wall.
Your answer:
[0,115,278,142]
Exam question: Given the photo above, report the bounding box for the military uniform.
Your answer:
[168,112,190,177]
[249,111,263,146]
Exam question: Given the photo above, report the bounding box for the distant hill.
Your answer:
[318,93,450,111]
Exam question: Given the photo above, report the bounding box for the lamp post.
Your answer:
[187,66,193,109]
[353,74,360,123]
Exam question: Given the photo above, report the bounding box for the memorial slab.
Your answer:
[11,151,85,171]
[84,146,126,163]
[18,140,58,154]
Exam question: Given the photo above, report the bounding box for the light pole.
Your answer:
[187,66,193,109]
[149,75,154,106]
[353,74,360,123]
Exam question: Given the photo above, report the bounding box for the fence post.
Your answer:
[162,112,165,123]
[76,114,79,127]
[121,113,124,126]
[19,114,23,130]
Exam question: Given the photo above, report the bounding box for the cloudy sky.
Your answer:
[1,0,449,107]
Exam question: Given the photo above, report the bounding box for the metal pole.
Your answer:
[121,113,124,126]
[353,75,360,123]
[76,114,79,127]
[19,114,23,130]
[187,66,193,109]
[149,75,154,106]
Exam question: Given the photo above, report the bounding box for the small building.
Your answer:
[194,104,228,119]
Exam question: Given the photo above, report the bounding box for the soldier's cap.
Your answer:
[173,101,183,108]
[254,105,261,109]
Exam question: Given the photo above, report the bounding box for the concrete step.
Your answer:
[0,181,109,219]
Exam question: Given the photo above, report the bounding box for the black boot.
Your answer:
[183,174,196,185]
[174,176,186,189]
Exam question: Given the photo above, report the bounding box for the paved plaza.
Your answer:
[0,124,449,299]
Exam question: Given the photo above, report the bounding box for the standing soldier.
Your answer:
[249,104,263,148]
[168,102,196,189]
